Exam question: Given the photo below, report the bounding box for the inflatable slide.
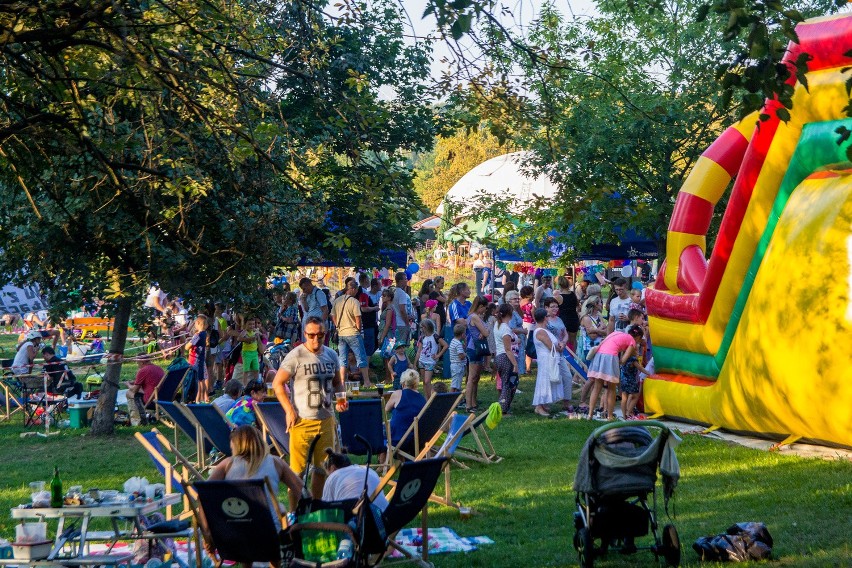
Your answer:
[644,12,852,448]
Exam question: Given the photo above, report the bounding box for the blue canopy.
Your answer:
[495,228,658,262]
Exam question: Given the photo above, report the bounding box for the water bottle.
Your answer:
[336,538,353,560]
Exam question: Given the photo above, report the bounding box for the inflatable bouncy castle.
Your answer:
[644,12,852,448]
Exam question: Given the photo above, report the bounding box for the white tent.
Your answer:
[435,151,559,215]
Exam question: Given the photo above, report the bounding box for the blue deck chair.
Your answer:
[146,366,189,423]
[564,346,589,383]
[191,480,284,566]
[255,402,290,457]
[337,399,388,465]
[157,401,212,467]
[134,429,203,522]
[182,403,233,459]
[453,410,503,464]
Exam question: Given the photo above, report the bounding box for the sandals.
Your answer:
[534,408,550,417]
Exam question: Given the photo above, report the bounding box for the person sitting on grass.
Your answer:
[385,369,426,446]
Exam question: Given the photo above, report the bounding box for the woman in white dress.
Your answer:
[531,307,564,416]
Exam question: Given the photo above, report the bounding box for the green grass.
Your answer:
[2,332,851,566]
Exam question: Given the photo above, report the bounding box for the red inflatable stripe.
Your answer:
[648,373,716,387]
[645,288,701,322]
[669,192,715,235]
[784,18,852,82]
[677,245,708,294]
[702,127,750,177]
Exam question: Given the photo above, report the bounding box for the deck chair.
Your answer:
[191,479,284,567]
[134,429,202,519]
[337,399,388,466]
[563,345,588,387]
[255,402,290,458]
[389,392,462,462]
[369,457,450,567]
[181,403,233,460]
[157,401,212,468]
[452,410,503,464]
[147,366,189,421]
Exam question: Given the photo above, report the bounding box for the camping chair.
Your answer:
[134,429,202,519]
[255,402,290,458]
[191,479,286,567]
[147,365,189,421]
[388,392,462,462]
[452,410,503,465]
[337,399,389,468]
[181,403,233,462]
[157,401,212,469]
[564,345,588,388]
[0,358,25,422]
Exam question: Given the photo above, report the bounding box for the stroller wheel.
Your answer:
[662,524,680,567]
[577,527,594,568]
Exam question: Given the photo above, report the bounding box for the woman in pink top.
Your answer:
[585,325,644,420]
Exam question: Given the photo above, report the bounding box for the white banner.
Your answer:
[0,284,48,315]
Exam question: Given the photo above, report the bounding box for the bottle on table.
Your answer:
[49,467,63,508]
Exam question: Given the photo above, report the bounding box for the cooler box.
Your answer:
[68,399,98,428]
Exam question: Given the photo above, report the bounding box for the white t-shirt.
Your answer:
[392,287,411,325]
[494,322,514,357]
[12,341,34,374]
[322,465,388,511]
[609,296,632,331]
[144,286,167,310]
[418,334,439,365]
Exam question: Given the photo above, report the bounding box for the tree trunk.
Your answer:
[89,294,132,436]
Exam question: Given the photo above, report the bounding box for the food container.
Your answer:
[12,541,52,561]
[16,522,47,543]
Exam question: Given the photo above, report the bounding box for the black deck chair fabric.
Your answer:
[360,457,448,556]
[256,402,290,457]
[193,480,281,564]
[338,399,386,456]
[185,404,233,456]
[396,393,460,459]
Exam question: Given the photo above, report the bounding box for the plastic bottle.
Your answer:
[336,539,353,560]
[49,467,63,508]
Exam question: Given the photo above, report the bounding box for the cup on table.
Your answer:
[351,383,360,395]
[376,384,384,396]
[144,485,156,502]
[335,392,348,412]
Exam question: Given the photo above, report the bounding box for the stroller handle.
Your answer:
[591,419,672,438]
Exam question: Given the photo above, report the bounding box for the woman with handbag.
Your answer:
[531,307,566,417]
[464,295,490,413]
[493,304,519,415]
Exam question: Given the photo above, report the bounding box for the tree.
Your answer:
[0,0,436,435]
[427,0,836,259]
[413,128,507,211]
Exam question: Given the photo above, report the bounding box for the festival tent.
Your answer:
[494,228,658,262]
[435,152,560,216]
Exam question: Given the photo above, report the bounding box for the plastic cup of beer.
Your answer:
[351,382,360,395]
[335,392,348,412]
[266,383,274,396]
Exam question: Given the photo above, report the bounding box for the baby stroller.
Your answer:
[572,421,682,567]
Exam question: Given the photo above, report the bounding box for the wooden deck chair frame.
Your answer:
[452,411,503,465]
[386,392,462,463]
[375,411,474,511]
[134,428,203,520]
[0,359,26,422]
[156,400,208,470]
[177,402,233,470]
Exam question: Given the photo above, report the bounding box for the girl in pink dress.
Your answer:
[586,325,644,420]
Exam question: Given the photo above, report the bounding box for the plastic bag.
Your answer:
[124,477,149,494]
[693,522,773,562]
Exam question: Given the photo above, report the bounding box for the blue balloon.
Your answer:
[404,269,412,280]
[631,281,644,290]
[407,263,420,274]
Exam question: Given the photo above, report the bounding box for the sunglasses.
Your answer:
[305,332,326,339]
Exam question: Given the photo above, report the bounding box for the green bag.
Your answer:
[299,508,344,563]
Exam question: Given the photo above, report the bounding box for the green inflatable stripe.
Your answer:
[654,345,720,378]
[714,119,852,368]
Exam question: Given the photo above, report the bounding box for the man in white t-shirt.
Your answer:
[391,271,412,344]
[607,277,632,334]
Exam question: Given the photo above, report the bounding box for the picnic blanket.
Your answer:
[388,527,493,558]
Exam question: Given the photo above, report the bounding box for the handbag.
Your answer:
[381,336,397,358]
[547,345,562,383]
[525,331,537,359]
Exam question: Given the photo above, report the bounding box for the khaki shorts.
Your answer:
[288,416,337,477]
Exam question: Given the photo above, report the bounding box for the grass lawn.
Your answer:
[2,334,851,566]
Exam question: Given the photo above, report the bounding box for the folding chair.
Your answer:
[255,402,290,458]
[388,392,462,462]
[191,479,285,567]
[452,410,503,465]
[157,401,212,469]
[0,358,25,422]
[180,403,233,460]
[337,399,389,467]
[564,345,588,387]
[134,429,202,520]
[148,366,189,421]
